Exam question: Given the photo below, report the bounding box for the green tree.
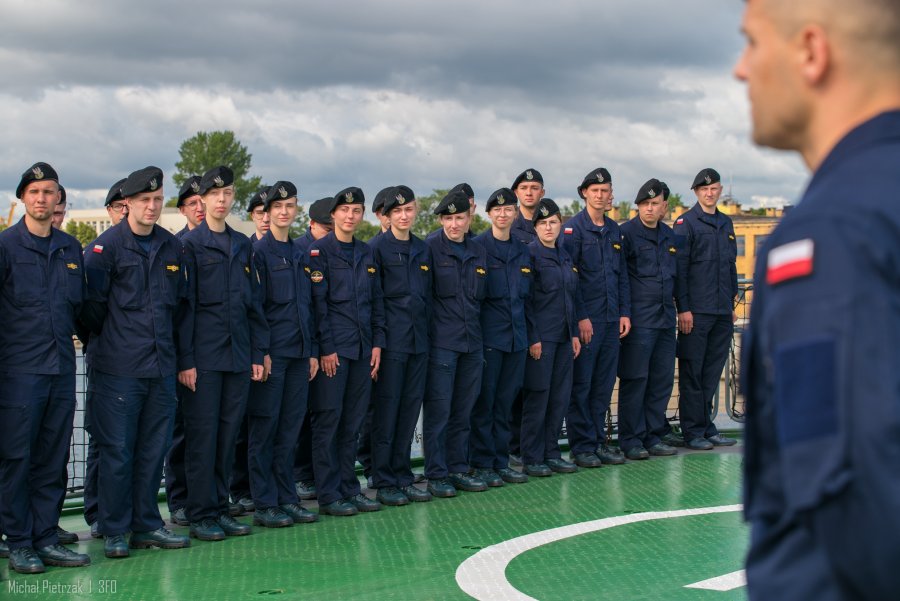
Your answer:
[289,207,310,240]
[411,189,446,239]
[615,201,632,221]
[172,131,262,214]
[562,199,583,218]
[65,221,100,247]
[667,192,684,212]
[354,220,382,242]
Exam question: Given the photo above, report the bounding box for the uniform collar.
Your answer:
[513,212,535,233]
[13,217,67,256]
[479,230,525,261]
[630,216,663,242]
[690,202,722,227]
[263,230,294,259]
[438,229,478,261]
[196,220,238,257]
[576,208,609,233]
[320,231,364,264]
[811,110,900,193]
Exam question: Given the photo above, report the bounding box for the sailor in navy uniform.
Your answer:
[673,168,738,450]
[81,166,191,558]
[520,199,581,477]
[175,175,205,239]
[422,189,489,497]
[0,162,90,573]
[307,187,386,517]
[510,169,544,244]
[368,186,434,505]
[469,188,533,486]
[617,179,679,460]
[562,167,631,468]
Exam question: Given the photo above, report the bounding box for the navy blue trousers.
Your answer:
[82,367,100,526]
[248,356,310,509]
[520,341,574,465]
[617,327,675,452]
[371,351,427,489]
[183,370,249,521]
[469,348,525,470]
[310,355,371,506]
[677,313,731,441]
[90,372,176,536]
[230,416,250,501]
[163,384,187,513]
[423,347,484,479]
[0,373,75,550]
[292,414,314,483]
[568,320,620,454]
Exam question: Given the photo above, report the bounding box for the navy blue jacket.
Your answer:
[525,240,579,345]
[178,221,268,371]
[673,203,738,315]
[82,220,187,378]
[560,209,631,323]
[176,225,191,241]
[511,212,536,244]
[474,230,533,353]
[294,229,316,254]
[307,233,386,360]
[620,217,677,330]
[370,229,432,354]
[425,230,487,353]
[0,219,83,375]
[254,232,316,359]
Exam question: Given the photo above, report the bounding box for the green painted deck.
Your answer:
[6,448,747,600]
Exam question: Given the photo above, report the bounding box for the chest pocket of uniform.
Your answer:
[327,260,354,301]
[160,256,181,307]
[485,262,508,299]
[580,238,602,269]
[472,265,486,301]
[269,262,294,304]
[518,264,532,298]
[11,257,44,305]
[381,258,410,298]
[198,256,226,305]
[113,260,144,309]
[538,259,562,292]
[434,261,458,298]
[64,261,84,304]
[636,245,659,278]
[694,232,716,261]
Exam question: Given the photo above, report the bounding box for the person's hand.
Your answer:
[572,337,581,359]
[619,316,631,338]
[578,318,593,345]
[529,342,542,361]
[178,368,197,392]
[263,354,272,381]
[251,364,264,382]
[678,311,694,334]
[322,353,340,377]
[370,348,382,380]
[309,357,320,381]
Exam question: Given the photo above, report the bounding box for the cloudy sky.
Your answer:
[0,0,808,213]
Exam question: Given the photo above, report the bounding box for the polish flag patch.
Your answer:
[564,227,573,235]
[766,238,814,285]
[310,249,319,257]
[93,245,104,253]
[675,218,684,225]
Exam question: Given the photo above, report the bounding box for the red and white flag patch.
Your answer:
[310,249,319,257]
[93,245,104,253]
[564,227,573,235]
[675,218,684,225]
[766,238,814,285]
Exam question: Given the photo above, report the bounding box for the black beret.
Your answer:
[512,168,543,190]
[577,167,612,198]
[372,187,393,213]
[433,189,470,216]
[691,168,721,190]
[485,188,517,212]
[532,198,561,225]
[247,186,269,213]
[382,185,415,214]
[660,181,670,201]
[309,197,336,225]
[105,178,127,206]
[264,181,298,210]
[58,184,66,204]
[333,187,365,210]
[121,166,163,198]
[177,175,202,207]
[450,182,474,199]
[16,162,59,199]
[198,166,234,195]
[635,178,664,204]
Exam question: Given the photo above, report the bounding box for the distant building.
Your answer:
[62,207,257,237]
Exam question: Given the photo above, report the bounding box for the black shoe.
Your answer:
[170,507,189,526]
[524,463,552,477]
[473,469,504,488]
[413,472,427,484]
[228,501,244,517]
[546,458,578,473]
[376,487,410,506]
[235,496,256,513]
[647,442,677,456]
[56,526,78,545]
[707,434,737,446]
[130,527,191,549]
[448,472,488,492]
[347,493,382,512]
[571,452,603,468]
[400,484,433,502]
[508,454,524,467]
[319,500,358,517]
[661,432,685,447]
[252,507,294,528]
[497,467,529,484]
[625,446,650,460]
[427,478,457,498]
[189,518,226,541]
[295,480,317,501]
[36,543,90,567]
[0,539,9,559]
[597,444,626,465]
[9,547,46,574]
[218,513,254,535]
[686,437,714,450]
[89,522,103,539]
[280,503,319,523]
[104,534,130,558]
